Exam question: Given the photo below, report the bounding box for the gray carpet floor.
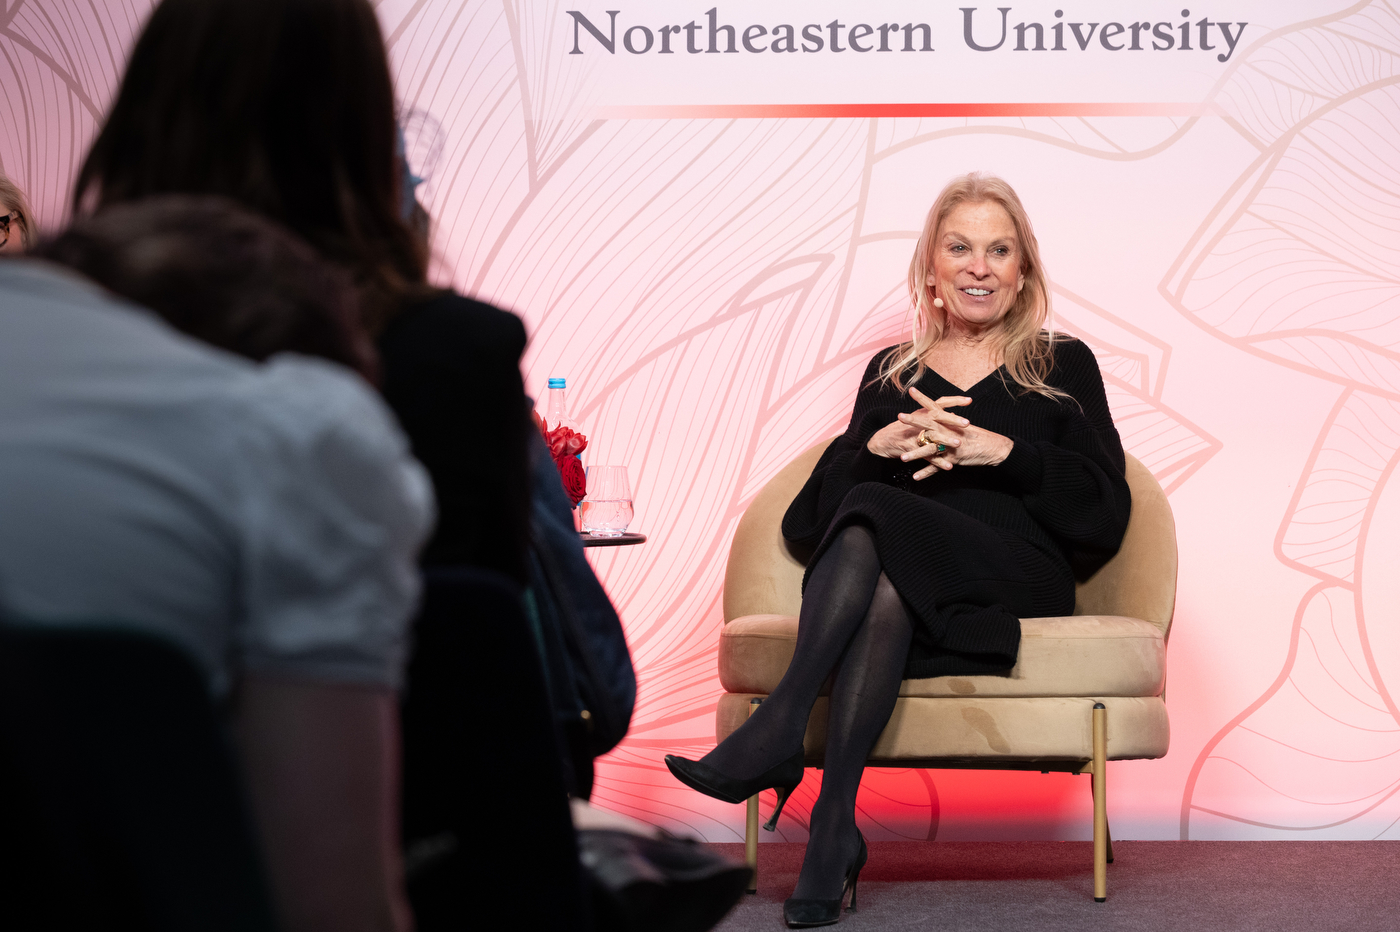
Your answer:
[707,841,1400,931]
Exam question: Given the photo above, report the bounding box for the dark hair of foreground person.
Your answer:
[35,195,376,380]
[74,0,427,332]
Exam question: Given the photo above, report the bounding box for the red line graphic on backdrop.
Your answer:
[597,103,1205,120]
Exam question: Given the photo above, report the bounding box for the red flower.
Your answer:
[543,422,588,460]
[538,419,589,505]
[558,453,587,506]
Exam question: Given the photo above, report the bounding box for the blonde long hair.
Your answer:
[879,172,1064,399]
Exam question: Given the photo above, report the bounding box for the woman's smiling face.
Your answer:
[926,200,1025,336]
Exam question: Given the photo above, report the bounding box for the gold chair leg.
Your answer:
[745,793,759,892]
[744,697,761,893]
[1092,702,1108,902]
[1085,764,1115,865]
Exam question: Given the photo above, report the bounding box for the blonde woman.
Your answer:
[667,173,1131,928]
[0,172,35,252]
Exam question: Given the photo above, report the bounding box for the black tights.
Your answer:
[702,524,914,899]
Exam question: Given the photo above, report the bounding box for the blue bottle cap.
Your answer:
[548,378,566,389]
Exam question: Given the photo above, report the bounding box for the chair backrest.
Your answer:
[1075,454,1177,637]
[0,624,278,931]
[723,439,1177,639]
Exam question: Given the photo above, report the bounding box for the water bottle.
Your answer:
[545,377,578,432]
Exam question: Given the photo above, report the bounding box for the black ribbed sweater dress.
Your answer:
[781,338,1131,679]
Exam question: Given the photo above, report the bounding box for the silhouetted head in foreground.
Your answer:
[36,195,376,380]
[74,0,427,334]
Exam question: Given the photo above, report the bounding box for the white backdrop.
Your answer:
[4,0,1400,841]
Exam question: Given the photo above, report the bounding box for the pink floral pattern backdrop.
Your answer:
[5,0,1399,841]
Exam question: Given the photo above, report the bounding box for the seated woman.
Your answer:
[667,173,1131,928]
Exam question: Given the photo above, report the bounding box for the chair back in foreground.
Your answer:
[716,438,1178,902]
[0,623,277,932]
[399,566,588,931]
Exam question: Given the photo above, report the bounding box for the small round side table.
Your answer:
[579,532,647,548]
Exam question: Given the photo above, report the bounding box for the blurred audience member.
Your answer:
[36,194,375,379]
[70,1,749,927]
[0,172,34,253]
[1,221,432,932]
[71,0,579,927]
[73,0,530,583]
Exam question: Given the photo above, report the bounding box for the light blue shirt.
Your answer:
[0,260,435,696]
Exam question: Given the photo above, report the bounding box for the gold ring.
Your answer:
[918,429,934,446]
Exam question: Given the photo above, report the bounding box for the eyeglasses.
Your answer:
[0,211,19,248]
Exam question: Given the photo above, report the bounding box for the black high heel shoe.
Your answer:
[663,749,804,831]
[782,830,868,928]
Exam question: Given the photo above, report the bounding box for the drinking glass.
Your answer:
[581,466,633,537]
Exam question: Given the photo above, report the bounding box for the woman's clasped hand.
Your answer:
[866,386,1015,479]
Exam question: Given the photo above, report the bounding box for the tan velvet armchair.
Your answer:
[716,439,1176,901]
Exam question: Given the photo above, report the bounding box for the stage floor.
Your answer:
[709,840,1400,932]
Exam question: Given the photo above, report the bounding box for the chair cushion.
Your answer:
[719,613,1165,698]
[716,692,1169,761]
